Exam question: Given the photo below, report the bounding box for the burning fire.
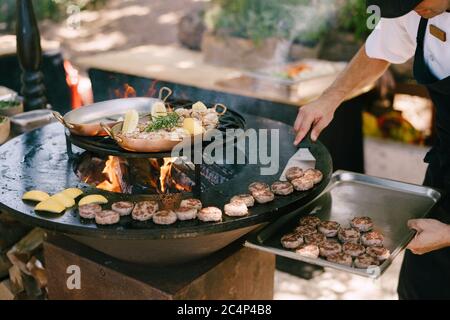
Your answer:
[97,156,123,193]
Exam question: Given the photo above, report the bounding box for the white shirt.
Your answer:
[366,11,450,80]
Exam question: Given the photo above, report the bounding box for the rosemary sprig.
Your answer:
[0,100,21,110]
[145,112,181,132]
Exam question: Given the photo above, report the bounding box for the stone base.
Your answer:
[44,234,275,300]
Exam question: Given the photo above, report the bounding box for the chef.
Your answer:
[293,0,450,299]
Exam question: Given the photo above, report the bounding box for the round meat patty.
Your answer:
[111,201,134,216]
[299,215,321,228]
[318,220,340,237]
[224,202,248,217]
[131,201,159,222]
[354,253,379,269]
[291,176,314,191]
[174,207,197,221]
[304,232,326,245]
[281,232,304,249]
[271,181,294,196]
[78,204,102,219]
[230,194,255,207]
[326,252,353,267]
[342,242,366,257]
[252,190,275,204]
[285,167,304,181]
[295,225,318,237]
[338,227,361,244]
[295,244,320,259]
[95,210,120,225]
[198,207,222,222]
[248,182,270,194]
[361,231,384,247]
[319,240,342,257]
[180,198,202,210]
[303,168,323,184]
[350,216,374,232]
[153,210,177,225]
[366,246,390,261]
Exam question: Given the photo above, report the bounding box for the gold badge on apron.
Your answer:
[429,24,447,42]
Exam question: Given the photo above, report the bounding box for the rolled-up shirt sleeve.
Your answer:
[365,16,417,64]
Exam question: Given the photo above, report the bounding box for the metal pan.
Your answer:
[245,171,441,278]
[101,104,228,153]
[52,87,173,136]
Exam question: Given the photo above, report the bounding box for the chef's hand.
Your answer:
[293,97,339,145]
[407,219,450,255]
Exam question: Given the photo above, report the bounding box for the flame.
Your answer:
[159,157,176,193]
[97,156,122,193]
[114,83,137,98]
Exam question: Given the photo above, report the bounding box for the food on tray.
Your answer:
[350,216,374,232]
[22,190,50,202]
[318,220,340,237]
[327,252,353,267]
[304,232,326,245]
[361,231,384,247]
[230,194,255,207]
[122,110,140,134]
[354,253,379,269]
[183,118,204,135]
[50,192,76,208]
[224,202,248,217]
[338,227,361,244]
[78,204,102,219]
[295,225,317,237]
[180,198,202,210]
[131,201,159,221]
[299,216,321,228]
[281,232,304,249]
[151,101,168,118]
[366,246,390,261]
[62,188,84,199]
[153,210,177,225]
[252,190,275,204]
[291,176,314,191]
[303,168,323,184]
[285,167,304,182]
[248,182,270,194]
[198,207,222,222]
[271,181,294,196]
[35,198,66,214]
[295,244,320,259]
[174,207,198,221]
[192,101,208,113]
[78,195,108,206]
[342,242,366,257]
[319,240,342,258]
[95,210,120,225]
[112,201,135,216]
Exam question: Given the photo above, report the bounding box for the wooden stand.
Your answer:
[44,234,275,300]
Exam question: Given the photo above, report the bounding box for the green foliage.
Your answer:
[146,113,181,132]
[337,0,371,41]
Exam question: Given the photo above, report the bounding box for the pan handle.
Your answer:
[100,123,123,143]
[159,87,173,102]
[52,111,75,129]
[213,104,227,116]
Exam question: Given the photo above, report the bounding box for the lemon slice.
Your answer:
[79,195,108,206]
[122,110,139,134]
[183,118,204,135]
[62,188,84,199]
[50,193,76,208]
[22,190,50,202]
[35,198,66,214]
[192,101,207,112]
[151,101,167,118]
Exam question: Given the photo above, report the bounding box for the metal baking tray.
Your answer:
[245,170,441,278]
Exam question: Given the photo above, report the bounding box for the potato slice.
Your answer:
[22,190,50,202]
[192,101,207,112]
[122,110,139,134]
[78,195,108,206]
[151,101,167,118]
[35,198,65,214]
[183,118,204,136]
[50,193,75,208]
[62,188,83,199]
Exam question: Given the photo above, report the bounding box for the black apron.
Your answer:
[397,17,450,300]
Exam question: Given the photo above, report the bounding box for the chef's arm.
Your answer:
[294,44,390,144]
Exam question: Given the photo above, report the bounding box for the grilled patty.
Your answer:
[79,204,102,219]
[285,167,304,181]
[230,194,255,207]
[95,210,120,225]
[198,207,222,222]
[224,202,248,217]
[153,210,177,225]
[271,181,294,196]
[111,201,134,216]
[131,201,159,221]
